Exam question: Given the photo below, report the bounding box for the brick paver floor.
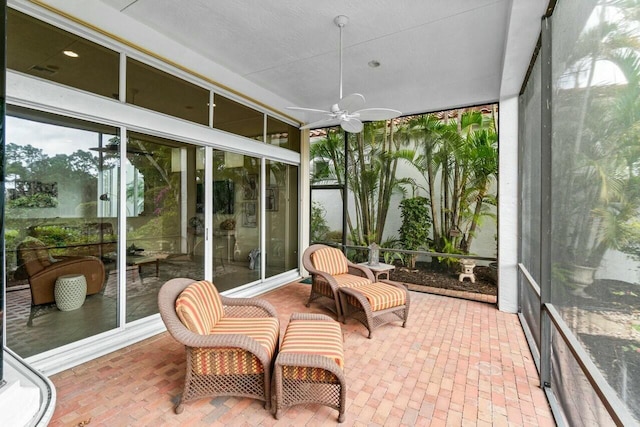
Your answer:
[49,282,555,426]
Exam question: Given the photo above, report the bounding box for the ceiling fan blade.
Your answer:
[338,93,366,112]
[352,108,402,121]
[286,106,332,114]
[300,117,340,130]
[340,117,364,133]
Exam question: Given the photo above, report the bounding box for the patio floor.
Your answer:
[48,281,555,426]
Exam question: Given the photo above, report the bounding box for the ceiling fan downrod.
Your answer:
[334,15,349,101]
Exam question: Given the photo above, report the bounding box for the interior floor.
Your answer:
[4,255,281,358]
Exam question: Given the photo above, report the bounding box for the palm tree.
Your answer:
[553,0,640,272]
[310,122,415,247]
[406,114,446,246]
[408,108,497,254]
[346,120,416,245]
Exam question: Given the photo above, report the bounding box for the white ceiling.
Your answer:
[87,1,547,122]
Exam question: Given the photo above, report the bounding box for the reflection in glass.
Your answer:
[212,151,261,290]
[125,132,204,322]
[266,116,301,152]
[7,9,120,99]
[126,58,209,125]
[213,94,264,140]
[265,160,299,278]
[5,109,119,357]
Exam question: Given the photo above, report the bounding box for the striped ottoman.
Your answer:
[274,313,346,422]
[339,280,410,338]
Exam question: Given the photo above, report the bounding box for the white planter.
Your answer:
[570,265,597,285]
[569,265,597,298]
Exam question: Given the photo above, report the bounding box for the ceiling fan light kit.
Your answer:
[288,15,401,133]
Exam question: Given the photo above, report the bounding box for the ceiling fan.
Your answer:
[288,15,401,133]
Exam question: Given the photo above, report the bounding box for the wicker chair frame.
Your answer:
[158,278,279,414]
[339,280,410,338]
[302,244,375,321]
[274,313,347,423]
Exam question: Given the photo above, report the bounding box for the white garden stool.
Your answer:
[54,274,87,311]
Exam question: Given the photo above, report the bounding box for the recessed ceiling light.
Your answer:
[63,50,79,58]
[368,60,381,68]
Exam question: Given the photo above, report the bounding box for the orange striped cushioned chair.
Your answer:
[158,278,279,414]
[303,244,410,338]
[302,244,375,321]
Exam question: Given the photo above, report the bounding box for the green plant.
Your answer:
[310,124,416,246]
[325,230,343,243]
[552,8,640,272]
[407,108,498,255]
[436,237,465,270]
[30,225,82,247]
[310,201,330,242]
[380,236,405,265]
[7,193,58,208]
[399,197,431,268]
[4,229,20,251]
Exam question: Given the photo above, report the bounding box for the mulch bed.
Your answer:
[390,265,497,296]
[582,278,640,311]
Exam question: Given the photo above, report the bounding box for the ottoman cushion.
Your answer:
[280,319,344,382]
[347,281,406,311]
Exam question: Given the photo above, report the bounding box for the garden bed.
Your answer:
[389,263,497,296]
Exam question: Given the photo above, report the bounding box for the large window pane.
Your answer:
[211,150,261,290]
[265,160,298,278]
[266,116,300,152]
[125,132,204,322]
[551,0,640,420]
[213,94,264,140]
[7,9,119,99]
[5,108,119,357]
[126,58,209,125]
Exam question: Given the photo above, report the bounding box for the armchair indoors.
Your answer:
[15,238,106,325]
[158,278,279,414]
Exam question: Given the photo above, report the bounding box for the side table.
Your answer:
[358,262,396,281]
[54,274,87,311]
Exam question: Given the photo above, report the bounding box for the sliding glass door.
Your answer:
[5,108,120,357]
[123,132,205,322]
[211,150,261,291]
[265,160,299,278]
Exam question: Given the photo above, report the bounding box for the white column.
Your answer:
[299,130,311,276]
[498,95,519,313]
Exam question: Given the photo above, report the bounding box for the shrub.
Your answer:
[311,201,330,242]
[399,197,431,268]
